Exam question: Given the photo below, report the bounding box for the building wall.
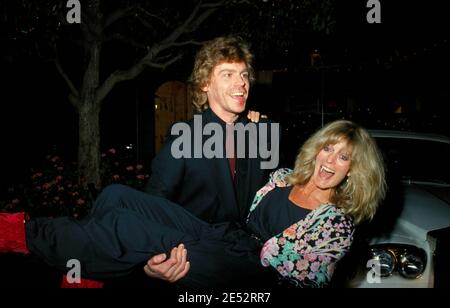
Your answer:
[154,81,193,153]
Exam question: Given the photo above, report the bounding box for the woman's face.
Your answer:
[313,140,352,190]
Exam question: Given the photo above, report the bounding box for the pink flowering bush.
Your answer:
[100,147,150,191]
[0,146,149,219]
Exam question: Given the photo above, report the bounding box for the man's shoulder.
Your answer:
[165,114,204,136]
[239,116,276,125]
[170,115,199,127]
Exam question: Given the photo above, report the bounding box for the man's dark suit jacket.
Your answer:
[145,108,279,225]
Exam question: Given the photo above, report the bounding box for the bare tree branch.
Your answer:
[96,0,225,105]
[56,10,70,26]
[200,0,227,9]
[135,15,158,32]
[68,93,81,110]
[171,40,204,47]
[157,1,203,47]
[95,60,145,104]
[184,8,217,33]
[80,7,102,40]
[104,4,139,29]
[96,49,183,104]
[137,7,169,28]
[54,58,80,102]
[104,33,148,50]
[150,53,175,62]
[156,0,224,51]
[145,53,183,69]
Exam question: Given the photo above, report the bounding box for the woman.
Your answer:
[0,120,386,288]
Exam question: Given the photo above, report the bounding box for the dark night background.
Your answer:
[0,0,449,290]
[1,0,449,193]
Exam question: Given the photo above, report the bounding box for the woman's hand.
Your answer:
[143,243,190,283]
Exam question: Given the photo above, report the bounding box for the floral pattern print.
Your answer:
[247,168,292,220]
[249,168,355,288]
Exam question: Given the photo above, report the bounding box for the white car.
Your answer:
[338,130,450,288]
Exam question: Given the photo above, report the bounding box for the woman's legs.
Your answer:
[2,185,267,287]
[90,184,208,235]
[178,239,273,289]
[25,184,208,280]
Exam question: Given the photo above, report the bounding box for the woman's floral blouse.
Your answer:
[248,168,355,288]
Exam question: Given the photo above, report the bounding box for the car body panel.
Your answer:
[345,130,450,288]
[399,185,450,240]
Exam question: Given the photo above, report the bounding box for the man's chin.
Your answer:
[233,105,246,114]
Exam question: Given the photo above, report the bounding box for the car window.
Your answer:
[374,137,450,185]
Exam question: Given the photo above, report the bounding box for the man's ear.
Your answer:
[201,83,209,92]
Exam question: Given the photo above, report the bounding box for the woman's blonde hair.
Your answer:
[287,120,386,225]
[189,36,254,112]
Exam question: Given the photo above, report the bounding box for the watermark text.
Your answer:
[170,115,279,170]
[66,0,81,24]
[366,0,381,24]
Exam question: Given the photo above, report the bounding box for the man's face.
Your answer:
[202,61,250,122]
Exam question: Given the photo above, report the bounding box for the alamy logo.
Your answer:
[366,258,381,283]
[66,0,81,24]
[366,0,381,24]
[66,259,81,284]
[170,115,280,169]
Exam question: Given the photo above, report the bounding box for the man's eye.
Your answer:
[241,73,249,79]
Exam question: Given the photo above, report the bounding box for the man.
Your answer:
[142,36,279,283]
[0,36,279,289]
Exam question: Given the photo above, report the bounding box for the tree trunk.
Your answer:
[78,34,102,188]
[72,0,219,189]
[78,104,101,188]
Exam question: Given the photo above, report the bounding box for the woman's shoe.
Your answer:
[0,212,29,254]
[60,275,104,288]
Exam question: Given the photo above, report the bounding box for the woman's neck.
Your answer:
[289,181,333,210]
